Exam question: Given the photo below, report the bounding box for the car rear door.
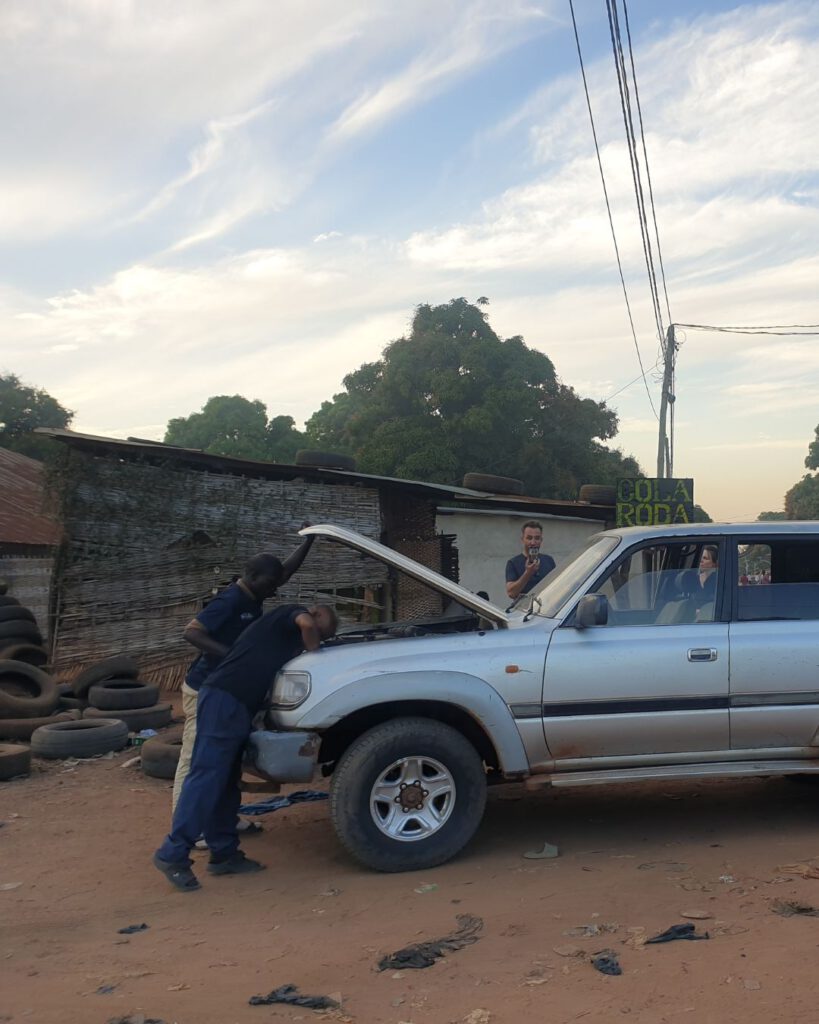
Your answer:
[729,534,819,751]
[542,538,730,762]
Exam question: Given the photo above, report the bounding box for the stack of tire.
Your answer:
[0,581,50,670]
[76,655,173,733]
[140,727,184,780]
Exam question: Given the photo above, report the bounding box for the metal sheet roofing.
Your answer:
[36,428,611,521]
[0,447,61,546]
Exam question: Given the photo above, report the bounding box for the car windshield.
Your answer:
[523,534,621,618]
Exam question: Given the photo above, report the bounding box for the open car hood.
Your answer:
[300,524,511,627]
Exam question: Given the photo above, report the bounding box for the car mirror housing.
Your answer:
[575,594,608,628]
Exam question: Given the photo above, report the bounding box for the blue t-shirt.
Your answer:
[505,552,556,595]
[185,582,263,691]
[203,604,309,714]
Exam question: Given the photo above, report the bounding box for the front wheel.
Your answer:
[330,717,487,872]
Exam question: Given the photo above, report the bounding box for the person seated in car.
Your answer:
[698,545,718,603]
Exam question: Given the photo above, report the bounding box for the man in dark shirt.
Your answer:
[172,537,314,813]
[154,603,337,891]
[505,520,556,603]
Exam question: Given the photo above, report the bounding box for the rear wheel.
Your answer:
[330,717,487,872]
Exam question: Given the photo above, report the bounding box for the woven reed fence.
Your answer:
[49,451,386,690]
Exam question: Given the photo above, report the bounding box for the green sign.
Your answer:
[616,478,694,527]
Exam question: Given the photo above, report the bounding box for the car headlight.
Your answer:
[270,670,312,708]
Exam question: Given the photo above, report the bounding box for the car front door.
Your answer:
[730,535,819,752]
[542,539,730,763]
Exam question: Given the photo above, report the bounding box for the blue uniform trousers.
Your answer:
[156,687,251,864]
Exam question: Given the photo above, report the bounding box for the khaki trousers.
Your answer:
[171,683,199,811]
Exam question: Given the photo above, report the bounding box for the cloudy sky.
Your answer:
[2,0,818,520]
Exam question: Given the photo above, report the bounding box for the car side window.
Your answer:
[737,540,819,621]
[597,542,718,626]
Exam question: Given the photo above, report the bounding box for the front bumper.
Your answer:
[244,729,320,783]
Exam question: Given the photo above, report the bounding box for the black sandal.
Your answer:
[153,852,200,891]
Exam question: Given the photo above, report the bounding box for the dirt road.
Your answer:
[3,742,819,1024]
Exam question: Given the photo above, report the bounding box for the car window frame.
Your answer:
[730,532,819,623]
[562,535,730,628]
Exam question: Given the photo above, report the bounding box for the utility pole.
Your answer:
[655,324,676,478]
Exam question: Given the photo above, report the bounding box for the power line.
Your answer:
[568,0,658,420]
[605,0,666,348]
[622,0,672,326]
[601,360,660,403]
[676,322,819,336]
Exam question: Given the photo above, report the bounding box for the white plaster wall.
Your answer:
[436,509,604,608]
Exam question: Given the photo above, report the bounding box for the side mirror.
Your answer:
[575,594,608,628]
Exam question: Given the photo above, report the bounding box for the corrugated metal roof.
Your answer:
[0,447,61,546]
[35,428,611,521]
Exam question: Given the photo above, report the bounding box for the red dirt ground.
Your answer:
[3,723,819,1024]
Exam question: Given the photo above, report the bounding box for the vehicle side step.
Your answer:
[533,760,819,789]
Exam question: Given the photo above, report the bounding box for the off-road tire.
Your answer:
[330,717,487,873]
[72,655,139,698]
[462,473,525,495]
[578,484,617,505]
[31,718,129,759]
[0,606,36,626]
[140,727,184,780]
[295,449,356,471]
[83,702,173,731]
[0,643,48,668]
[0,743,31,780]
[87,679,160,711]
[0,710,80,741]
[0,662,59,719]
[0,620,42,645]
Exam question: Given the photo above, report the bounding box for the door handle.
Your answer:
[688,648,718,663]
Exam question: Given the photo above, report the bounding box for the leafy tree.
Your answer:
[757,510,786,521]
[0,372,73,460]
[692,504,712,523]
[785,475,819,519]
[306,298,640,497]
[164,395,304,462]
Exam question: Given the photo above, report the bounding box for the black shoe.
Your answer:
[153,852,200,891]
[207,851,266,875]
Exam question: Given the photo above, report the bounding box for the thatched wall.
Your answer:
[50,450,387,690]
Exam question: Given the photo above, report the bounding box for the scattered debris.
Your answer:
[378,914,483,971]
[414,883,438,894]
[718,875,736,884]
[638,861,688,873]
[646,924,709,944]
[96,984,118,995]
[771,899,819,918]
[249,984,339,1009]
[117,923,149,935]
[591,950,622,976]
[523,841,560,860]
[106,1016,167,1024]
[563,922,618,937]
[679,910,712,920]
[743,978,761,991]
[318,887,342,897]
[623,927,647,950]
[120,756,141,769]
[777,863,819,880]
[238,790,328,816]
[167,983,190,991]
[0,883,22,891]
[463,1011,491,1024]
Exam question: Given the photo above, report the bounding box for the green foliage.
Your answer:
[785,475,819,520]
[692,504,712,523]
[164,395,304,462]
[305,298,640,498]
[757,510,786,521]
[805,424,819,470]
[0,373,73,460]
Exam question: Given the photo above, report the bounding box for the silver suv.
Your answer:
[248,522,819,872]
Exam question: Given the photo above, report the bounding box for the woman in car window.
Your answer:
[698,545,719,603]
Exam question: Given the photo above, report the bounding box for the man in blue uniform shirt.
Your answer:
[172,537,314,815]
[154,602,337,891]
[505,521,555,603]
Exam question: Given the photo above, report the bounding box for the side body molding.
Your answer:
[296,671,530,776]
